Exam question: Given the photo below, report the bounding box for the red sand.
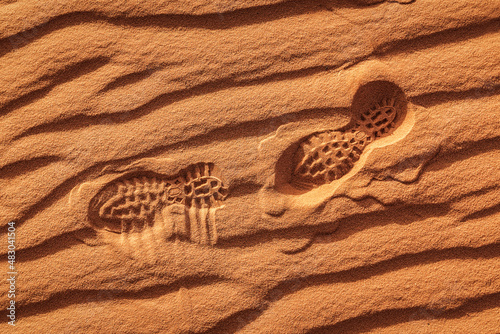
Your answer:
[0,0,499,333]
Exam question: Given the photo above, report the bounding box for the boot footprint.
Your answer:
[290,81,407,190]
[88,162,229,245]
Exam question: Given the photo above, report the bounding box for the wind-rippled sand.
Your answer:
[0,0,499,333]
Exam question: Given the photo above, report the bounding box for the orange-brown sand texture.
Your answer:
[1,0,500,333]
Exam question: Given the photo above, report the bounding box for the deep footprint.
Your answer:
[290,81,407,190]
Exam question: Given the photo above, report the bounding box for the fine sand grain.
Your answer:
[0,0,499,333]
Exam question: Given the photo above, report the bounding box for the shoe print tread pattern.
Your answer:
[291,96,402,189]
[89,162,228,245]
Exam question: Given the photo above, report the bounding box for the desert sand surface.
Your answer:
[1,0,499,333]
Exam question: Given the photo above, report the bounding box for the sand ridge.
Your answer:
[0,0,499,333]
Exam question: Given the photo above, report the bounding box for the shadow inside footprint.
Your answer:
[275,80,408,194]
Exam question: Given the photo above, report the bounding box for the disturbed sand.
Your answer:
[0,0,499,333]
